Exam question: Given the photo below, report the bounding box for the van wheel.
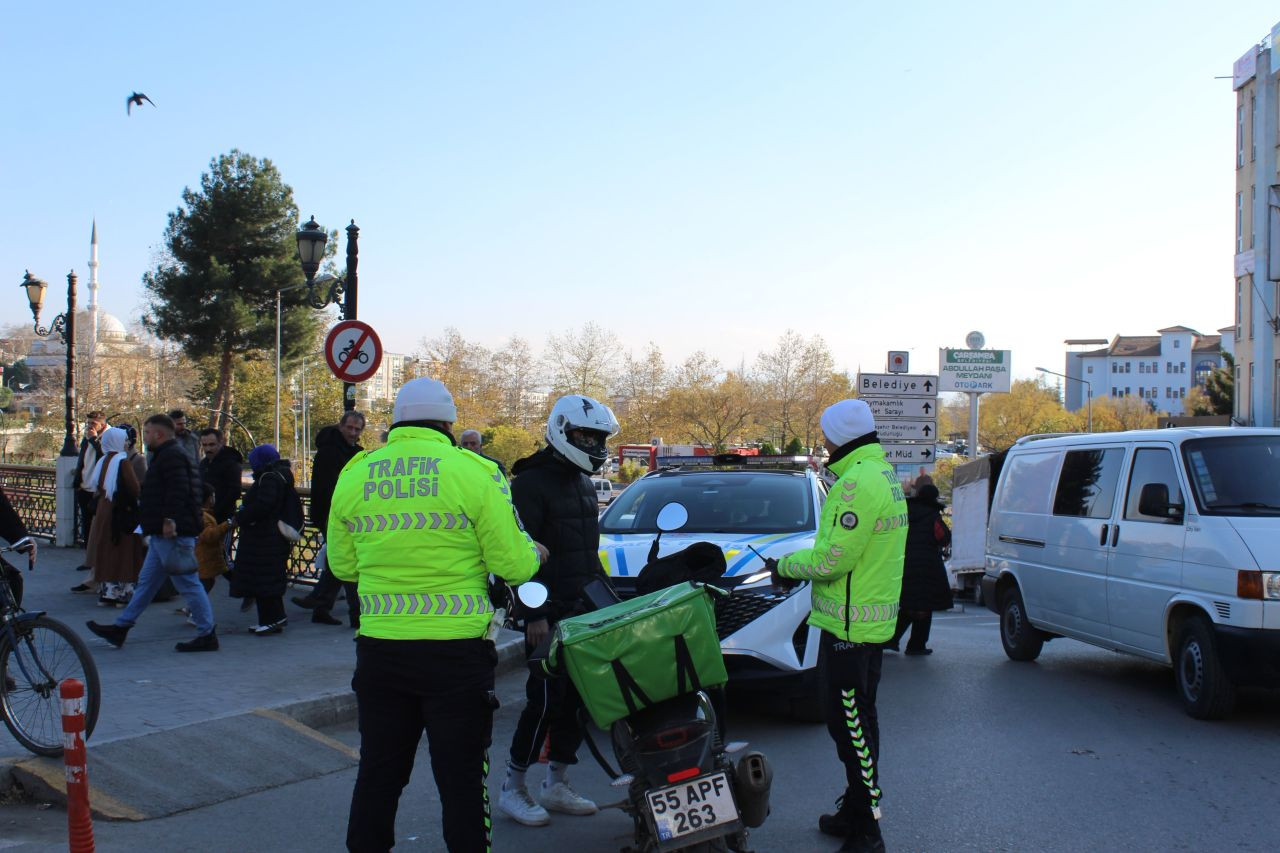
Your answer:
[1174,614,1236,720]
[999,586,1044,661]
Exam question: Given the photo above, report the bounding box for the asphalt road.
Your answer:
[3,605,1278,852]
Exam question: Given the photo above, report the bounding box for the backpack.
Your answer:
[271,473,306,542]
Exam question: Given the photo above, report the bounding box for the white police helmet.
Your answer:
[546,395,619,474]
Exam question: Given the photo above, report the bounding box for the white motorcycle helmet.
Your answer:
[546,394,620,474]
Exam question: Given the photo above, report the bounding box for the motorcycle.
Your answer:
[518,502,773,853]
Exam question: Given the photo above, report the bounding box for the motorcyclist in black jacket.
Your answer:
[498,394,619,828]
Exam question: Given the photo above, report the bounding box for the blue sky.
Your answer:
[2,2,1275,386]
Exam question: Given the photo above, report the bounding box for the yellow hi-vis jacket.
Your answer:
[777,442,907,643]
[327,426,540,640]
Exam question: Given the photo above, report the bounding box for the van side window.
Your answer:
[996,452,1060,514]
[1124,448,1183,523]
[1052,448,1123,518]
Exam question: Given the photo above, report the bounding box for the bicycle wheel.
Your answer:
[0,616,101,757]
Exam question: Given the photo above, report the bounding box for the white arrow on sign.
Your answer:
[881,443,934,464]
[858,373,937,397]
[876,420,936,441]
[863,397,936,419]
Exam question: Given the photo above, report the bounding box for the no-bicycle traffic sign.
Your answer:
[324,320,383,383]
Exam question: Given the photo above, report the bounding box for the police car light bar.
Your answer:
[655,453,816,470]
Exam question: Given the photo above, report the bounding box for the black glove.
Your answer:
[767,558,799,592]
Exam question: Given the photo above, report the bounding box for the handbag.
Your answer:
[162,541,199,576]
[269,471,306,543]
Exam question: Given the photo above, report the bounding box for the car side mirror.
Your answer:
[1138,483,1183,519]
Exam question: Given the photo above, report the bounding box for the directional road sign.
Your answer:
[881,443,934,464]
[876,420,936,442]
[864,397,935,419]
[857,373,937,397]
[325,320,383,384]
[938,349,1012,393]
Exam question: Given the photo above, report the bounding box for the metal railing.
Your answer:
[286,488,323,583]
[0,464,59,541]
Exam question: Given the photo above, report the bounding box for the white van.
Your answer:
[980,427,1280,719]
[591,477,615,505]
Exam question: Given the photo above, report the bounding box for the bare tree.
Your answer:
[614,342,670,445]
[667,352,757,452]
[488,335,543,430]
[755,330,806,448]
[416,328,495,429]
[543,323,620,399]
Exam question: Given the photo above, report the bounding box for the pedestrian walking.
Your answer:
[773,399,907,853]
[499,394,620,828]
[229,444,296,635]
[328,377,544,853]
[888,483,953,656]
[291,411,365,627]
[460,429,506,478]
[86,413,218,653]
[73,410,107,564]
[82,426,146,607]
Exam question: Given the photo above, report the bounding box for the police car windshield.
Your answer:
[599,471,814,534]
[1182,435,1280,516]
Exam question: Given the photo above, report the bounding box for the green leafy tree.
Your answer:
[483,424,540,472]
[1204,351,1234,416]
[782,437,804,455]
[142,150,325,433]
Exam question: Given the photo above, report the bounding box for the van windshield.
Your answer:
[1182,435,1280,516]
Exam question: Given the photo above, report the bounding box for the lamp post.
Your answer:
[1037,366,1092,433]
[275,282,308,450]
[19,270,77,457]
[296,216,360,412]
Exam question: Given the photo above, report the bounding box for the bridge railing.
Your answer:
[0,464,59,541]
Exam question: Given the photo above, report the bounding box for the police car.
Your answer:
[597,454,826,716]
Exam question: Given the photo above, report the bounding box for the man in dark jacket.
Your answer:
[499,394,619,828]
[73,411,106,563]
[291,411,365,626]
[199,428,244,523]
[86,413,218,652]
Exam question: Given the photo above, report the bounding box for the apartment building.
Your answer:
[1233,23,1280,426]
[1062,327,1233,416]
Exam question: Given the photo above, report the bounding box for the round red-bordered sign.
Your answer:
[324,320,383,383]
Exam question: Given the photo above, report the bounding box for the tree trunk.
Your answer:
[212,345,235,433]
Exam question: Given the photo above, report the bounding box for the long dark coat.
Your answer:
[231,459,294,599]
[900,496,954,612]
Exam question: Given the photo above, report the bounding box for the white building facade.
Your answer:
[1062,326,1234,416]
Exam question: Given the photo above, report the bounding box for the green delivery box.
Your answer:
[550,581,728,728]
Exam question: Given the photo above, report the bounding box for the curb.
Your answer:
[0,630,526,799]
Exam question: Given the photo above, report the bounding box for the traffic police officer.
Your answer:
[329,377,545,853]
[773,399,907,853]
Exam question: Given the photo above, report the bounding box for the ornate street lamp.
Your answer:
[18,270,78,456]
[296,216,361,411]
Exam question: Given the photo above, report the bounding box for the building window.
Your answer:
[1252,186,1257,249]
[1125,387,1131,396]
[1251,94,1257,162]
[1180,387,1186,399]
[1237,280,1244,337]
[1111,363,1118,374]
[1238,104,1245,167]
[1125,362,1131,373]
[1237,192,1244,253]
[1139,386,1145,398]
[1087,365,1094,374]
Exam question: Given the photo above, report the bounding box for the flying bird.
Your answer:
[126,92,155,115]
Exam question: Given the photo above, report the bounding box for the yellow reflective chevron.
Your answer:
[359,593,494,618]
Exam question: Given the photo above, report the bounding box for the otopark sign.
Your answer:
[938,349,1012,393]
[324,319,383,384]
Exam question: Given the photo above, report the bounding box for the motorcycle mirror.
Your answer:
[516,582,549,610]
[655,502,689,533]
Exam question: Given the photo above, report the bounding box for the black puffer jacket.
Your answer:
[200,445,244,523]
[139,439,203,536]
[510,446,605,620]
[900,496,953,612]
[231,459,295,598]
[309,426,363,532]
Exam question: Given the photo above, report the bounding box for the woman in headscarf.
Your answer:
[230,444,295,634]
[85,426,146,606]
[889,482,953,655]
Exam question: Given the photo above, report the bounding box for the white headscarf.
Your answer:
[88,427,129,500]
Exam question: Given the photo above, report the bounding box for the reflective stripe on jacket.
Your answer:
[327,426,540,640]
[777,442,907,643]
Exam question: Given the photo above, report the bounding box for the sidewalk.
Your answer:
[1,544,523,814]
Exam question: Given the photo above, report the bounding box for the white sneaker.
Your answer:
[498,785,550,826]
[540,780,598,816]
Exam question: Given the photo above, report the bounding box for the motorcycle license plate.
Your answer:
[646,771,737,843]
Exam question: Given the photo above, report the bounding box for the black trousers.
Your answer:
[255,595,286,626]
[75,490,96,548]
[312,565,359,620]
[819,630,884,829]
[508,636,586,770]
[892,610,932,652]
[348,636,497,853]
